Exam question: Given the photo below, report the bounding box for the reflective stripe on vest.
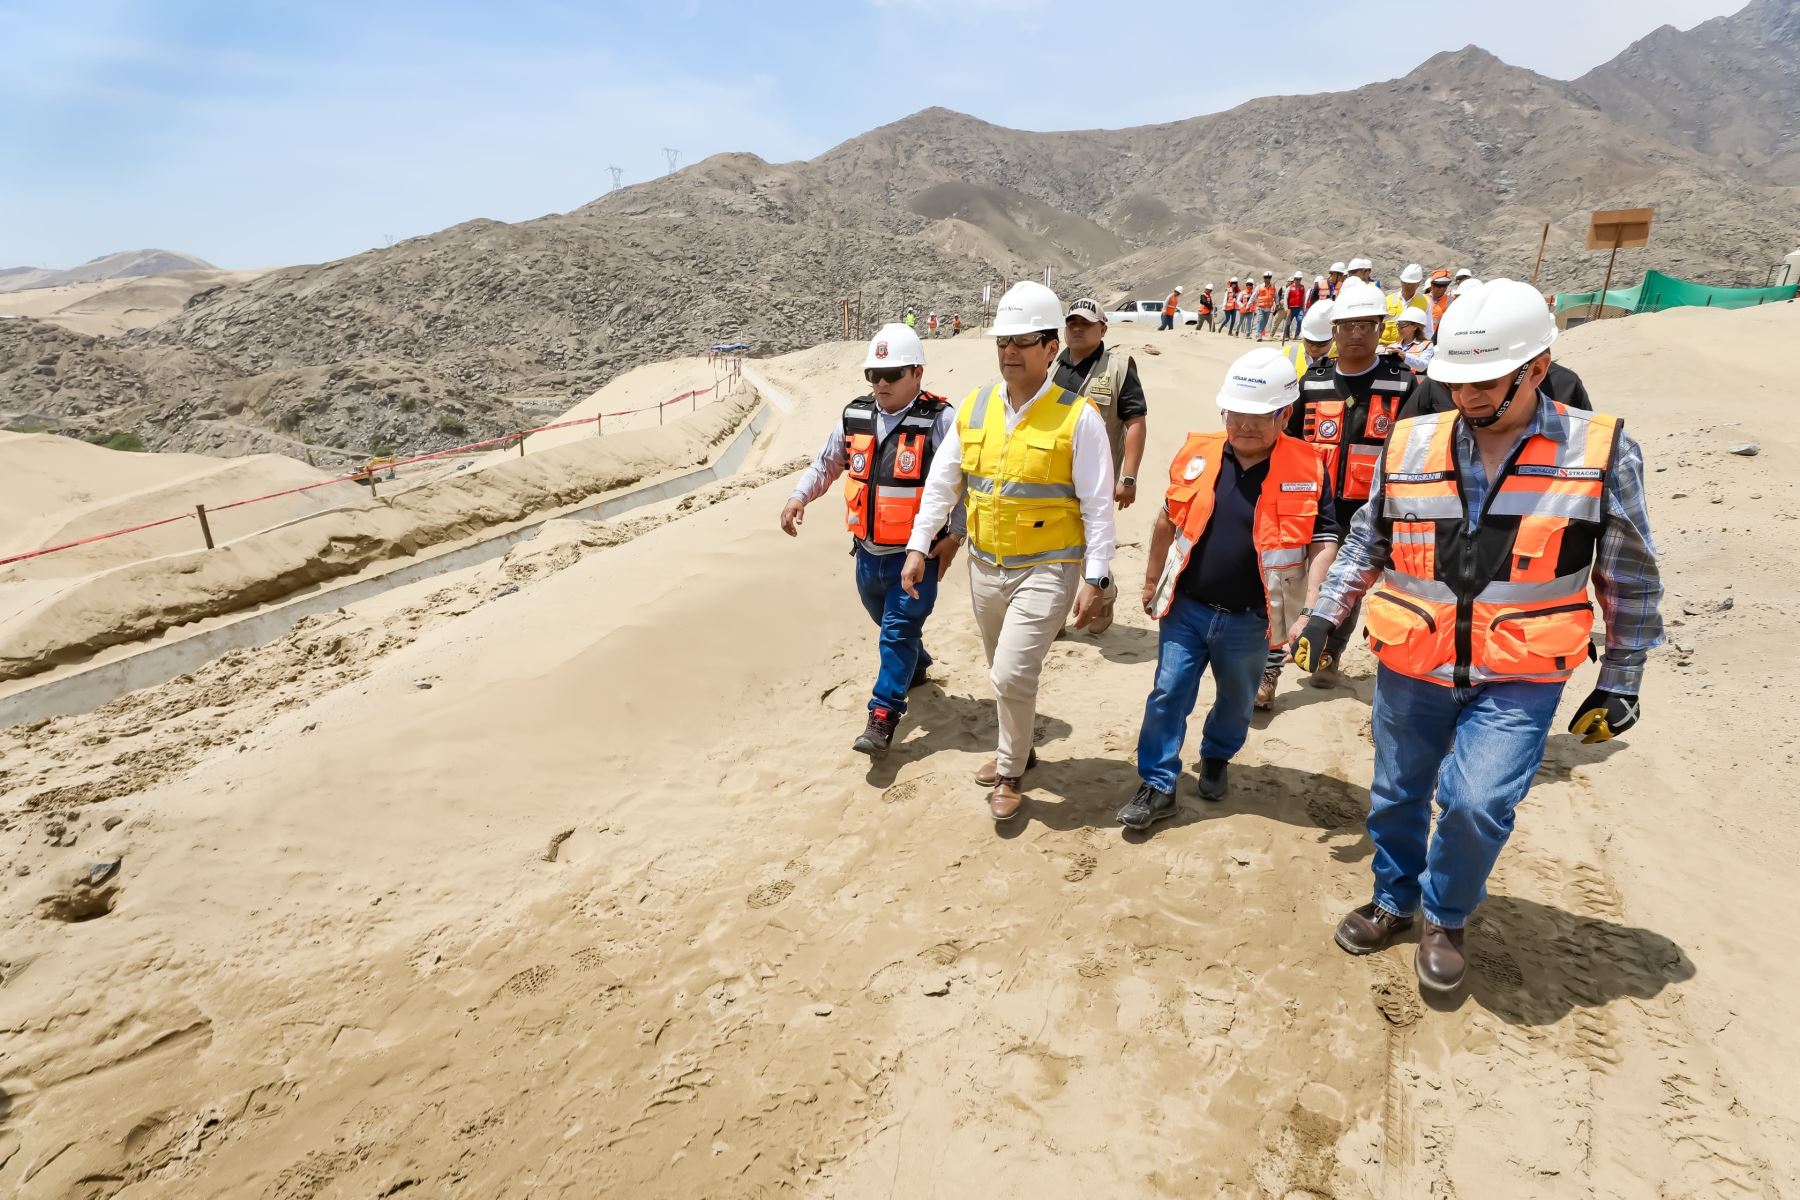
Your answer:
[958,382,1086,568]
[841,392,947,547]
[1367,405,1620,687]
[1150,432,1326,646]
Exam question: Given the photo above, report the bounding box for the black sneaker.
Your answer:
[853,707,899,757]
[1197,757,1229,802]
[1117,782,1177,831]
[909,660,931,691]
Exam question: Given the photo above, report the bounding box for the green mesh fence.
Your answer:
[1555,269,1797,315]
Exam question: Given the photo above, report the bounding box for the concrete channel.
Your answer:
[0,400,775,729]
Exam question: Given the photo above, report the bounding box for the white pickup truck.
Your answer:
[1105,299,1196,327]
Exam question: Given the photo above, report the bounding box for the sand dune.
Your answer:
[0,305,1796,1196]
[0,268,268,336]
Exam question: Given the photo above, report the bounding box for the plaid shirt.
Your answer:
[1316,394,1664,693]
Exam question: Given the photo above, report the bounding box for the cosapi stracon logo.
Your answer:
[874,340,889,360]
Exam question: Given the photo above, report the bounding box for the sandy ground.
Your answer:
[0,270,269,337]
[0,306,1796,1197]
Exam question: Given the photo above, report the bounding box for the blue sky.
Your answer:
[3,0,1746,270]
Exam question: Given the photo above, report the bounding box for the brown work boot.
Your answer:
[974,748,1038,788]
[1415,922,1468,992]
[1333,902,1415,955]
[1255,664,1281,710]
[989,777,1025,821]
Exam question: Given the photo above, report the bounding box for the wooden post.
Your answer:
[195,503,215,550]
[1594,227,1623,321]
[518,433,527,458]
[856,289,862,338]
[1529,222,1550,286]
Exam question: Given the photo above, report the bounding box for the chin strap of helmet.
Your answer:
[1465,364,1531,429]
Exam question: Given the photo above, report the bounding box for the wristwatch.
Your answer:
[1120,475,1137,487]
[1085,575,1112,590]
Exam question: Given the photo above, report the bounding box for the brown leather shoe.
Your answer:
[989,777,1025,821]
[1255,665,1280,710]
[1333,902,1415,955]
[975,748,1038,787]
[1415,922,1467,992]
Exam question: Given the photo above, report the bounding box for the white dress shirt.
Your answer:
[906,374,1117,579]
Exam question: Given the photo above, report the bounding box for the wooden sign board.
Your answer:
[1587,208,1654,250]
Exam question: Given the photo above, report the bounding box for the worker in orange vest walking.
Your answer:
[781,322,963,757]
[1222,278,1241,335]
[1120,346,1341,828]
[1291,279,1664,994]
[1251,271,1278,340]
[1160,286,1183,331]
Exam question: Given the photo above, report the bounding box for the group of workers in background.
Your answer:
[781,264,1663,999]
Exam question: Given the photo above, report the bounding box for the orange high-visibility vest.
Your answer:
[1164,292,1181,316]
[1149,431,1327,645]
[1365,404,1620,688]
[1254,285,1277,310]
[842,391,948,546]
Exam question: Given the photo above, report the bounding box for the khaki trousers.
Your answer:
[969,557,1082,776]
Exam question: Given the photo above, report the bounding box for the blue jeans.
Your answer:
[1135,595,1269,793]
[1283,310,1302,339]
[1159,313,1174,330]
[854,546,937,714]
[1366,666,1564,928]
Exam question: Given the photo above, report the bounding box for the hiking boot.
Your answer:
[1117,782,1177,831]
[1255,664,1281,710]
[1416,922,1468,992]
[975,748,1037,787]
[989,777,1025,821]
[852,707,899,757]
[1334,902,1415,955]
[1197,757,1229,802]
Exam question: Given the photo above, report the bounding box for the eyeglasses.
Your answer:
[864,366,909,384]
[994,332,1054,349]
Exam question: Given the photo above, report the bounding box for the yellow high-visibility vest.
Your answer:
[957,381,1086,568]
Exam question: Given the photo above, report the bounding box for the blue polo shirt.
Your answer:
[1175,444,1340,615]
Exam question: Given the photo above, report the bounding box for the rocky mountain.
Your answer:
[0,249,216,294]
[12,7,1797,457]
[1575,0,1800,185]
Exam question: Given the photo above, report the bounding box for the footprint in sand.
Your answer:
[1471,947,1524,990]
[746,879,793,909]
[496,963,558,998]
[1370,966,1424,1027]
[1305,784,1365,830]
[1064,852,1097,883]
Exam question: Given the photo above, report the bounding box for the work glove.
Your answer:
[1568,689,1641,744]
[1289,613,1336,674]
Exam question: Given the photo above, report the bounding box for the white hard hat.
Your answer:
[1329,262,1347,274]
[1217,347,1302,414]
[1261,269,1273,277]
[1314,274,1326,284]
[990,280,1064,336]
[1399,263,1424,284]
[1293,271,1304,279]
[1454,277,1483,297]
[1301,300,1336,342]
[1428,278,1557,384]
[1396,305,1429,328]
[1453,267,1473,280]
[1348,256,1374,272]
[1229,275,1239,282]
[1203,282,1213,289]
[864,322,924,369]
[1175,285,1184,292]
[1331,280,1388,322]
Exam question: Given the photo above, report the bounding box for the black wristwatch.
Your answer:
[1120,475,1137,487]
[1085,575,1111,589]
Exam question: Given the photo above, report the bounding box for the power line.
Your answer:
[662,147,680,175]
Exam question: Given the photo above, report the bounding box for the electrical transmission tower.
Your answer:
[663,147,680,175]
[607,165,623,191]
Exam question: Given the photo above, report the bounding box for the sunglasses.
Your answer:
[994,332,1055,349]
[864,366,909,384]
